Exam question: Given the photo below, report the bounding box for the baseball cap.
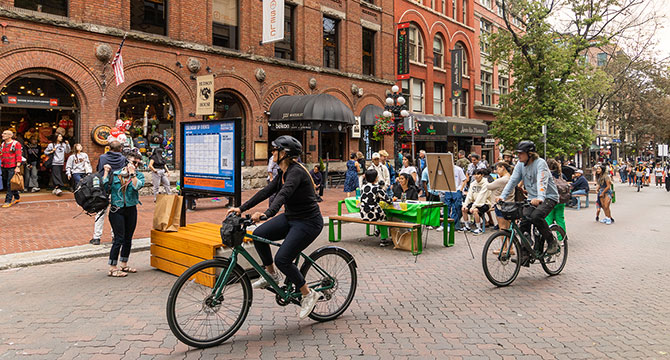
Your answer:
[576,169,584,174]
[372,152,380,159]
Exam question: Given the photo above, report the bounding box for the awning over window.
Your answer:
[359,104,383,126]
[447,117,488,137]
[268,94,355,132]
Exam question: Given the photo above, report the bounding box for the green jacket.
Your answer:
[103,170,145,208]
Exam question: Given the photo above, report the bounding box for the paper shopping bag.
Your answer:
[10,170,24,191]
[153,194,183,232]
[391,228,419,253]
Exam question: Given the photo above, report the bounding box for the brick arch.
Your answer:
[214,74,262,114]
[0,47,101,107]
[451,31,475,67]
[430,22,452,49]
[355,93,385,114]
[321,87,354,110]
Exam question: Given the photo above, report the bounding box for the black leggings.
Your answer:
[108,206,138,266]
[253,213,323,288]
[519,199,557,251]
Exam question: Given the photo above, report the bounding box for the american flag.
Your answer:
[111,35,126,86]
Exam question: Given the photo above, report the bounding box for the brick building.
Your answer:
[0,0,396,187]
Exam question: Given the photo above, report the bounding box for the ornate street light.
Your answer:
[384,86,410,170]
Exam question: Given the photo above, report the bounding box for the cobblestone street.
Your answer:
[1,184,669,359]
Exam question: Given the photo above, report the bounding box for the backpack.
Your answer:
[74,172,109,215]
[554,176,571,204]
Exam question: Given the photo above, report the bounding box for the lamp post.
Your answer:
[383,85,410,171]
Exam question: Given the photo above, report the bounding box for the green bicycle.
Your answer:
[482,201,568,287]
[166,214,358,348]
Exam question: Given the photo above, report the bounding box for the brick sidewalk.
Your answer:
[0,187,351,255]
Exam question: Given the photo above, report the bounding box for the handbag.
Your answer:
[152,194,184,232]
[10,169,24,191]
[390,228,420,254]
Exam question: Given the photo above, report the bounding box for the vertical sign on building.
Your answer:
[196,75,215,115]
[450,48,463,100]
[262,0,285,43]
[397,22,410,80]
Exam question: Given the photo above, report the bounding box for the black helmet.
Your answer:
[515,140,536,154]
[271,135,302,158]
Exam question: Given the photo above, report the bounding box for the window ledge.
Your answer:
[434,67,446,73]
[474,104,499,114]
[410,61,427,68]
[360,1,383,12]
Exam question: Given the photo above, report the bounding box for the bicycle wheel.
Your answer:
[541,224,568,276]
[299,246,357,322]
[482,230,522,287]
[166,259,252,348]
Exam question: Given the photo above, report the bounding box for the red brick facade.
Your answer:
[0,0,396,167]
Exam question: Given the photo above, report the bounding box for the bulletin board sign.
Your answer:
[180,118,241,205]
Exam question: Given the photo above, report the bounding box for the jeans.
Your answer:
[72,173,86,187]
[151,169,172,200]
[252,213,323,288]
[108,206,138,266]
[2,167,20,203]
[26,162,39,188]
[520,199,557,251]
[441,191,463,230]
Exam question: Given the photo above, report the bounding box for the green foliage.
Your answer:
[488,0,623,157]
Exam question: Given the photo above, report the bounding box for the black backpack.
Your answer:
[554,176,572,204]
[74,172,109,215]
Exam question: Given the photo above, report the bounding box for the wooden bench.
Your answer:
[151,222,259,287]
[328,215,424,255]
[571,193,589,209]
[327,172,346,188]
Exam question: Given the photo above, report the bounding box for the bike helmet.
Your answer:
[271,135,302,158]
[515,140,536,154]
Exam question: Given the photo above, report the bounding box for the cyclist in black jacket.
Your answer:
[227,135,323,319]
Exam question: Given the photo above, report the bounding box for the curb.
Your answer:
[0,217,340,270]
[0,238,151,271]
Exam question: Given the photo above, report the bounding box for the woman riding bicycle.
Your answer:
[227,135,323,319]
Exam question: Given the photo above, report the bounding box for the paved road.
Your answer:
[1,184,669,359]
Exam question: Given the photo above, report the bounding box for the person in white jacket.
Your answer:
[65,143,92,186]
[461,169,492,235]
[367,152,390,190]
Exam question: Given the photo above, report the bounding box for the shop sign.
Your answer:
[269,121,311,130]
[450,48,463,100]
[448,123,488,137]
[351,116,361,138]
[416,121,449,139]
[196,75,214,115]
[484,137,496,145]
[2,95,58,107]
[262,0,284,43]
[397,23,410,80]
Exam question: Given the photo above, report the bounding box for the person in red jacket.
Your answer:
[1,130,23,207]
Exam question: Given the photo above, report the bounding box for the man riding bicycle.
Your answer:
[496,141,560,256]
[227,135,323,319]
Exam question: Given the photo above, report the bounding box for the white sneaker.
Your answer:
[55,189,62,196]
[252,272,282,289]
[599,217,608,224]
[472,228,483,235]
[435,226,444,232]
[299,289,323,319]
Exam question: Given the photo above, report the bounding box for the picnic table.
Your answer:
[328,197,455,252]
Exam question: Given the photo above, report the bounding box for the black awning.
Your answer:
[268,94,355,131]
[447,117,488,137]
[359,104,383,126]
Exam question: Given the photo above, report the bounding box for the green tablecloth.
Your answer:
[343,197,442,227]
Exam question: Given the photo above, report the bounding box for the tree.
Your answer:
[488,0,658,157]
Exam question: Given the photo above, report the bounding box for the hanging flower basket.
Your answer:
[372,115,394,141]
[396,121,420,139]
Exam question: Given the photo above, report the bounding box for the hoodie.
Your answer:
[463,177,491,208]
[97,151,127,173]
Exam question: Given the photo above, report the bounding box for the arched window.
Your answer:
[455,42,468,77]
[433,35,444,69]
[409,24,424,64]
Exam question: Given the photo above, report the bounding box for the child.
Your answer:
[359,169,394,247]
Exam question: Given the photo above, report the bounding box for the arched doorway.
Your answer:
[118,83,176,167]
[0,73,80,147]
[211,91,246,165]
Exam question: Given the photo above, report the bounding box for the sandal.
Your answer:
[108,269,128,277]
[119,266,137,273]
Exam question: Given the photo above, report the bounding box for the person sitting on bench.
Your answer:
[392,173,419,201]
[569,169,589,207]
[360,169,394,247]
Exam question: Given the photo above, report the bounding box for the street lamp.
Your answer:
[384,86,410,170]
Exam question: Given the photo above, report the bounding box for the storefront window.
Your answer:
[131,0,167,36]
[322,132,345,161]
[118,84,175,167]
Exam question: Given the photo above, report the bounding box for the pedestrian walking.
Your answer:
[356,151,366,188]
[545,159,567,238]
[378,150,396,197]
[44,133,71,195]
[65,143,92,187]
[310,165,324,201]
[24,136,41,192]
[104,151,144,277]
[344,153,360,197]
[148,148,172,201]
[91,141,127,245]
[595,165,614,224]
[654,164,664,187]
[368,152,390,190]
[1,129,22,208]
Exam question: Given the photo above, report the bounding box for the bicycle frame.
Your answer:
[209,233,337,306]
[497,221,535,260]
